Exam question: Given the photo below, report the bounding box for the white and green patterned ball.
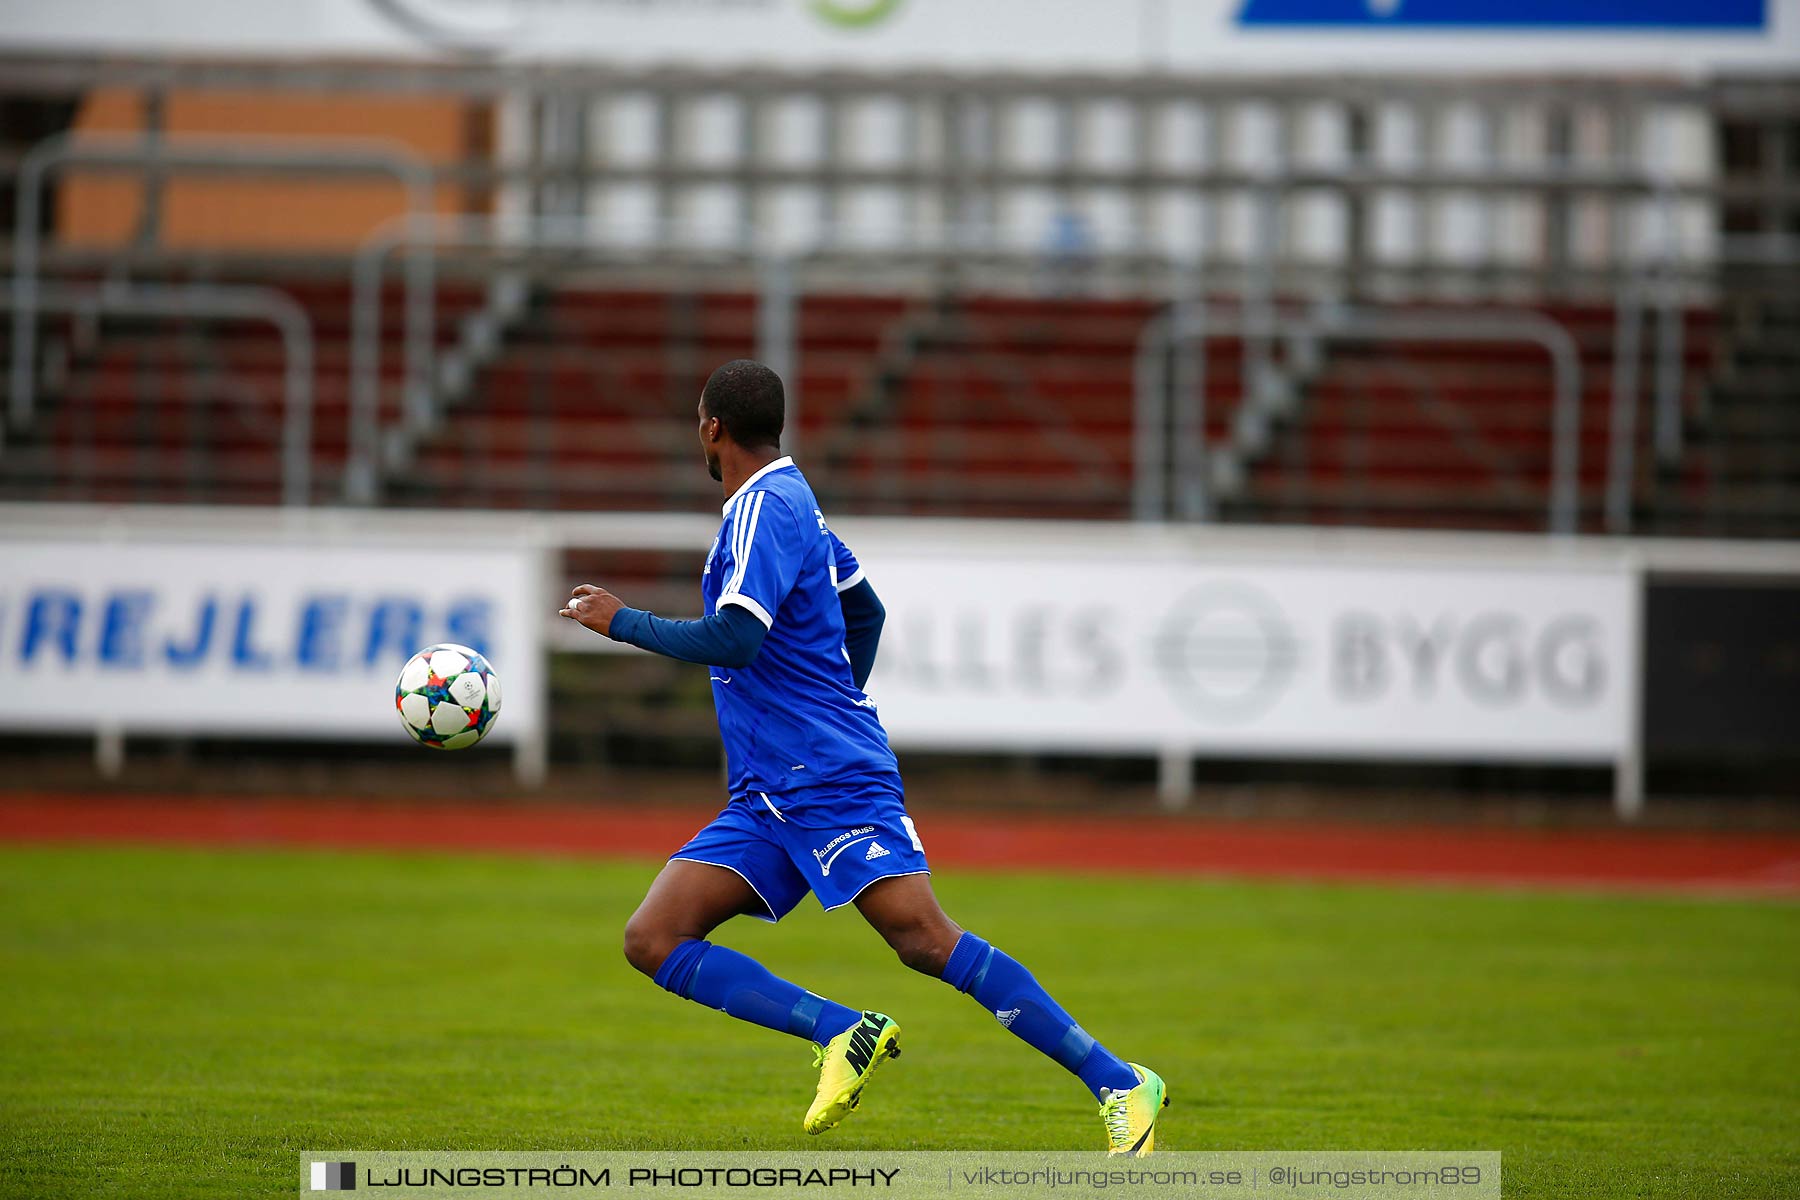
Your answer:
[393,643,502,750]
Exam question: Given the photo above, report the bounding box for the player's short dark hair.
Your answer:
[701,359,785,449]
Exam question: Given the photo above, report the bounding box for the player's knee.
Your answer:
[621,915,674,977]
[886,919,958,976]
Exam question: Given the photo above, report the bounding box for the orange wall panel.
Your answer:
[55,89,145,245]
[58,89,489,251]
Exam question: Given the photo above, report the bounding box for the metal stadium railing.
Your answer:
[0,63,1795,532]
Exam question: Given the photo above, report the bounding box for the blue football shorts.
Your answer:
[668,784,931,921]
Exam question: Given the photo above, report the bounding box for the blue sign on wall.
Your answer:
[1238,0,1766,29]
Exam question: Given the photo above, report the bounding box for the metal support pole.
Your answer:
[514,535,556,789]
[1173,285,1208,521]
[1606,280,1643,533]
[1132,308,1172,521]
[6,155,42,448]
[1650,182,1684,467]
[757,254,799,457]
[737,91,764,253]
[1157,745,1194,810]
[1544,322,1584,535]
[404,225,438,438]
[279,299,316,507]
[1615,553,1647,822]
[347,246,385,504]
[1652,277,1685,467]
[1614,749,1644,822]
[1245,173,1280,417]
[95,724,125,780]
[134,89,166,251]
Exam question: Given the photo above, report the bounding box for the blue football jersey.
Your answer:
[702,457,899,797]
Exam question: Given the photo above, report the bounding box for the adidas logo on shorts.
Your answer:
[865,841,890,861]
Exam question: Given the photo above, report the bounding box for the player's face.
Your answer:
[698,396,722,482]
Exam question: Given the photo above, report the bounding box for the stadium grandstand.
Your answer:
[2,61,1795,534]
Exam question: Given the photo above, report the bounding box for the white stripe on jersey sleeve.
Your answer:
[717,592,774,628]
[725,491,765,597]
[745,492,767,592]
[728,493,749,582]
[834,565,867,593]
[724,493,744,594]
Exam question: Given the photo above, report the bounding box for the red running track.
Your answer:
[2,793,1797,897]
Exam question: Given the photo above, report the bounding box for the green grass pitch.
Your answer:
[1,844,1796,1198]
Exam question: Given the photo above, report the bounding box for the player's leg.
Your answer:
[854,872,1167,1152]
[852,873,1136,1096]
[782,789,1144,1104]
[755,792,920,1134]
[621,858,761,973]
[625,861,862,1046]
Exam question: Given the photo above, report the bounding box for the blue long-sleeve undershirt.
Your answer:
[608,604,767,668]
[606,579,887,688]
[838,579,885,689]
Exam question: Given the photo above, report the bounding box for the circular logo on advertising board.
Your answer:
[370,1,905,51]
[367,0,522,52]
[810,0,904,29]
[1153,582,1300,723]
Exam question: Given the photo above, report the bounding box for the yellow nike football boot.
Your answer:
[803,1010,901,1134]
[1099,1063,1169,1155]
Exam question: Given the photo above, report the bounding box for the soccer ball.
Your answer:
[394,643,502,750]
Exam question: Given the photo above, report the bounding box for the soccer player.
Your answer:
[559,359,1167,1154]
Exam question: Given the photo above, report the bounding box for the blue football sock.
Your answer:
[653,939,861,1043]
[941,932,1138,1100]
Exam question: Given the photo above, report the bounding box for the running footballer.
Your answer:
[559,359,1167,1154]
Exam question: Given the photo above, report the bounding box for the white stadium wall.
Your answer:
[2,0,1797,73]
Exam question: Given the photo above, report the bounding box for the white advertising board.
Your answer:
[0,0,1793,74]
[0,538,544,743]
[854,544,1637,762]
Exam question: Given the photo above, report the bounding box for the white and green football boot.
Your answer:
[1099,1063,1169,1155]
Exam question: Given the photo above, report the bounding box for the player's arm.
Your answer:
[560,585,768,668]
[838,579,884,690]
[827,530,883,689]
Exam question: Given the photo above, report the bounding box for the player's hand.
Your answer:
[560,584,626,638]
